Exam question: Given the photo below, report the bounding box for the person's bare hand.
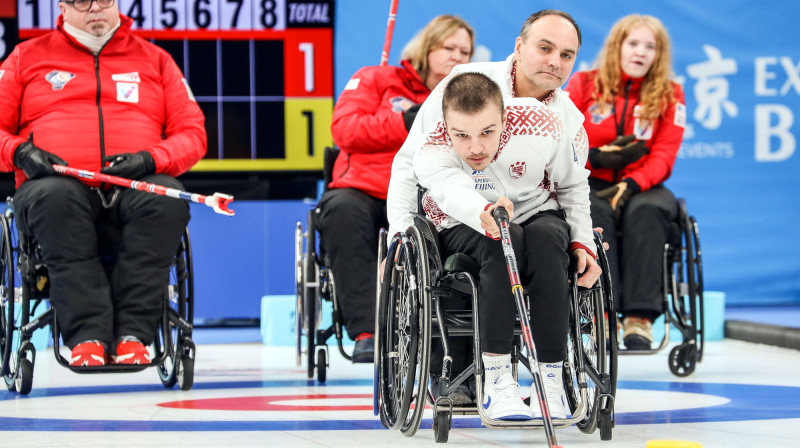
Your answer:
[573,248,601,288]
[593,227,610,251]
[480,197,514,238]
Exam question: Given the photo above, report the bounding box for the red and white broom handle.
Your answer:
[379,0,399,66]
[53,165,234,216]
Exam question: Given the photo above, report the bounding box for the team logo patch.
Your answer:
[473,170,495,191]
[588,103,612,124]
[674,103,687,128]
[389,96,414,113]
[116,82,139,103]
[45,70,76,90]
[634,118,653,140]
[509,161,526,179]
[112,72,140,82]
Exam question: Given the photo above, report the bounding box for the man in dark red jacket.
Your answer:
[0,0,206,366]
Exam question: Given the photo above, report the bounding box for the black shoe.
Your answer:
[351,337,374,363]
[430,376,473,406]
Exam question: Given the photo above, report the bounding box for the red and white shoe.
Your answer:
[69,341,107,366]
[112,337,152,365]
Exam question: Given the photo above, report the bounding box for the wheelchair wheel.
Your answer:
[317,348,327,383]
[294,221,304,367]
[377,227,431,436]
[304,209,319,379]
[433,409,450,443]
[668,342,697,377]
[664,203,703,377]
[157,229,195,390]
[0,214,19,391]
[565,277,615,436]
[177,348,195,391]
[689,215,705,362]
[15,357,33,395]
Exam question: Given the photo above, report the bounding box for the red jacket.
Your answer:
[329,60,430,199]
[0,14,206,188]
[565,70,685,191]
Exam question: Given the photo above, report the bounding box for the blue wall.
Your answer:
[333,0,800,307]
[194,1,800,321]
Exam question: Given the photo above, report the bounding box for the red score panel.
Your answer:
[283,28,333,98]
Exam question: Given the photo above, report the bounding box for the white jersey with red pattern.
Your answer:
[387,53,590,241]
[413,97,594,256]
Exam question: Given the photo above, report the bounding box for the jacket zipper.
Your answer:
[95,56,105,163]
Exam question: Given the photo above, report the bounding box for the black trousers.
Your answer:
[316,188,387,340]
[436,210,571,363]
[589,178,678,317]
[13,175,190,349]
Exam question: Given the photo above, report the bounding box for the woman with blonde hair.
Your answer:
[565,14,686,349]
[318,15,473,365]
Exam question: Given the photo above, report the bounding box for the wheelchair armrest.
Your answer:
[322,146,340,192]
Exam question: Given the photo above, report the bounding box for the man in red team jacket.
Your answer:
[0,0,206,366]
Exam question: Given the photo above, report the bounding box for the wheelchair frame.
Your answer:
[0,200,196,395]
[375,213,618,443]
[617,198,705,377]
[295,146,359,383]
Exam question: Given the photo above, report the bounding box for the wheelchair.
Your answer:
[295,146,356,383]
[617,198,704,377]
[0,199,195,395]
[375,212,618,443]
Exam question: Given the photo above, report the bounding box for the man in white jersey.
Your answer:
[386,9,597,408]
[388,9,589,246]
[413,72,599,419]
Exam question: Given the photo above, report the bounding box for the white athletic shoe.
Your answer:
[482,371,532,420]
[530,362,568,419]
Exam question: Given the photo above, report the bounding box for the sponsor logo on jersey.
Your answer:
[634,118,654,140]
[473,170,495,191]
[674,103,687,128]
[116,82,139,103]
[112,72,140,82]
[45,70,76,90]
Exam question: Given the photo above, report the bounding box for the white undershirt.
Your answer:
[63,19,121,55]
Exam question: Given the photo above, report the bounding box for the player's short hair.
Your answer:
[519,9,582,47]
[442,72,504,119]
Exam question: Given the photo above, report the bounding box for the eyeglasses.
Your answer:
[61,0,115,12]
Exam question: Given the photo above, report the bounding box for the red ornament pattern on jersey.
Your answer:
[573,126,590,163]
[504,106,564,141]
[421,192,449,227]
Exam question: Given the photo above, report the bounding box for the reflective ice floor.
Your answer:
[2,338,799,448]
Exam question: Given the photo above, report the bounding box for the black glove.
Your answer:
[594,178,641,220]
[101,151,156,179]
[607,134,636,147]
[13,135,68,180]
[589,139,649,170]
[402,103,422,132]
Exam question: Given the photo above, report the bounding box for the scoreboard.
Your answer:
[4,0,335,172]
